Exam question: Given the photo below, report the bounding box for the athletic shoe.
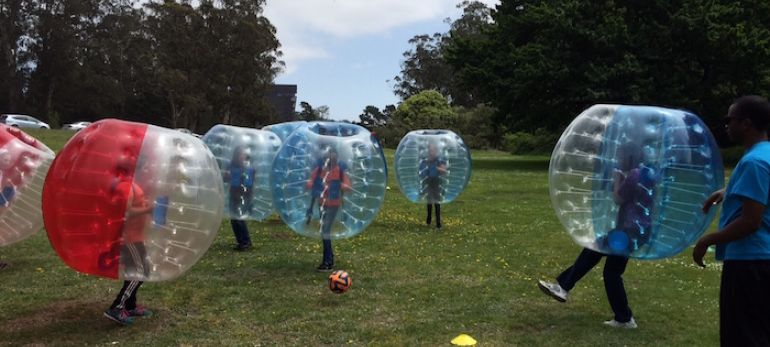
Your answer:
[316,263,334,272]
[538,280,568,302]
[604,317,638,329]
[233,243,252,251]
[128,305,153,318]
[103,308,135,326]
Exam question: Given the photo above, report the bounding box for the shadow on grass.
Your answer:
[0,299,171,345]
[472,158,549,172]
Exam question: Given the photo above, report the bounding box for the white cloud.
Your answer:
[265,0,499,76]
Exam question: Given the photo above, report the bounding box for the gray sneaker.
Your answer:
[538,280,568,302]
[603,317,638,329]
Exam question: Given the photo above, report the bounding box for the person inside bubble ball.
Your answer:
[419,143,447,229]
[227,146,256,251]
[305,148,326,226]
[694,95,770,346]
[306,146,351,272]
[104,169,155,326]
[537,142,656,329]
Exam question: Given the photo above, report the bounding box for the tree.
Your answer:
[393,90,456,130]
[446,0,770,142]
[358,105,391,127]
[393,1,491,107]
[0,0,33,112]
[297,101,328,121]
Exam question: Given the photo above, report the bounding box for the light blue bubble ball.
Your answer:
[549,105,724,259]
[394,130,472,204]
[271,122,387,239]
[202,125,282,221]
[263,121,306,142]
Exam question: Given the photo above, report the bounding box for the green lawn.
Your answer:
[0,130,722,346]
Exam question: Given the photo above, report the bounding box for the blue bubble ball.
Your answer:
[271,122,387,239]
[549,105,725,259]
[202,125,282,220]
[394,130,472,204]
[263,121,306,142]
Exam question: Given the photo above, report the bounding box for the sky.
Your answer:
[263,0,499,122]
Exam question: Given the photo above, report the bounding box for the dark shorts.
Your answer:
[721,260,770,347]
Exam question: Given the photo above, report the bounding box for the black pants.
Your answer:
[321,206,338,265]
[556,248,632,322]
[231,219,251,246]
[111,242,148,310]
[110,280,143,310]
[426,204,441,227]
[720,260,770,347]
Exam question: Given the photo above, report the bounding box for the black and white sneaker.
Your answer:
[316,263,334,272]
[538,280,568,302]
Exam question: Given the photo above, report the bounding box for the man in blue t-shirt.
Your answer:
[695,95,770,346]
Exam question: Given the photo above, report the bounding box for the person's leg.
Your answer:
[306,197,316,225]
[321,206,338,266]
[603,255,633,323]
[556,248,604,291]
[231,219,244,245]
[230,219,251,247]
[125,281,144,311]
[110,280,134,309]
[426,204,432,225]
[721,260,770,347]
[435,203,441,228]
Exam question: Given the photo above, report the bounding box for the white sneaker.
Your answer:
[537,280,568,302]
[603,317,637,329]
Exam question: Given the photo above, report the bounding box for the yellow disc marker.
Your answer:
[451,334,477,346]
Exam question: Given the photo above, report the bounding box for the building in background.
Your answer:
[266,84,297,122]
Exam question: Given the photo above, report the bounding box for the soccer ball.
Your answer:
[328,270,351,294]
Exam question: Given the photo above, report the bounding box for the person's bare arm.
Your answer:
[693,197,766,267]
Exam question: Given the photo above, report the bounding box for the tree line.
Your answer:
[0,0,282,132]
[369,0,770,150]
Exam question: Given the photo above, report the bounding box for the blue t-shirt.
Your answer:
[716,141,770,260]
[229,165,256,188]
[419,157,446,178]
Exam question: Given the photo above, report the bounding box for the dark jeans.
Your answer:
[426,204,441,227]
[321,206,339,265]
[556,248,633,322]
[720,260,770,347]
[231,219,251,246]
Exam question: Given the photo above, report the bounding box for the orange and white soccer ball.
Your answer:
[328,270,351,294]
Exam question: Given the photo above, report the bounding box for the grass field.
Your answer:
[0,129,723,346]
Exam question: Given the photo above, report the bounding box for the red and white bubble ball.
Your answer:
[0,125,55,246]
[43,119,224,281]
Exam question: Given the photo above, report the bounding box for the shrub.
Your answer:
[502,128,558,154]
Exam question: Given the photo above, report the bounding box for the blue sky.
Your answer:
[264,0,499,122]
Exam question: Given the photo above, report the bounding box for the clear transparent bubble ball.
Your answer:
[271,122,387,239]
[202,125,282,220]
[549,105,724,259]
[394,130,472,204]
[0,125,55,246]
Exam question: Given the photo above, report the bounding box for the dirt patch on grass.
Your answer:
[0,299,171,346]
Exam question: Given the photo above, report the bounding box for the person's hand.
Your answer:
[692,238,710,267]
[305,181,313,190]
[702,189,725,213]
